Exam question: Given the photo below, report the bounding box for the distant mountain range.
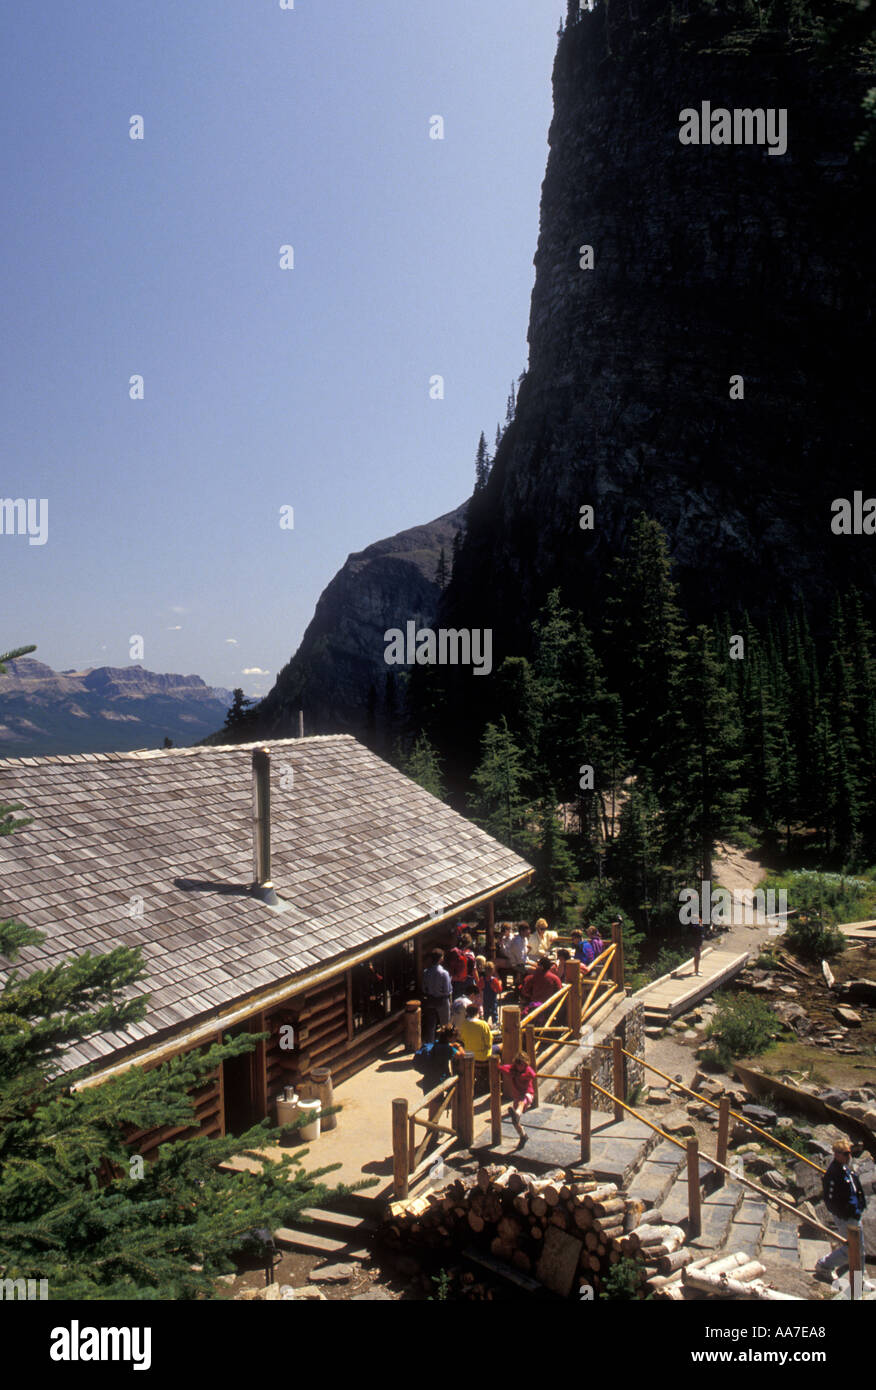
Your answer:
[0,661,235,758]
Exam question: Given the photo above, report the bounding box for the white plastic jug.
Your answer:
[298,1099,321,1141]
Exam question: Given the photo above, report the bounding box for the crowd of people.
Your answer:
[416,916,615,1139]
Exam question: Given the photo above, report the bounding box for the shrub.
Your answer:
[785,915,845,963]
[600,1255,649,1300]
[772,1123,814,1158]
[705,993,777,1068]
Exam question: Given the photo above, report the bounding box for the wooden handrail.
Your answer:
[408,1076,457,1121]
[581,947,616,1017]
[616,1046,827,1174]
[410,1118,456,1137]
[702,1152,846,1247]
[518,983,571,1030]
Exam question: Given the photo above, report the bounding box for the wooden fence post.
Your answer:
[392,1098,409,1199]
[716,1097,731,1179]
[525,1028,539,1107]
[686,1138,701,1238]
[404,1000,421,1052]
[489,1055,502,1146]
[458,1051,476,1147]
[569,968,582,1038]
[612,1036,624,1121]
[580,1066,592,1164]
[611,921,625,992]
[502,1005,521,1101]
[617,921,625,993]
[848,1224,862,1301]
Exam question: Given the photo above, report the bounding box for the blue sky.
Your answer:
[2,1,559,698]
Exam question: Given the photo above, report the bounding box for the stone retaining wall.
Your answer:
[546,1000,645,1112]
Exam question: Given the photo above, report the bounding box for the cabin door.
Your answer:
[222,1020,263,1137]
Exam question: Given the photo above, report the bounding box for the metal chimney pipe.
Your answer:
[251,747,279,905]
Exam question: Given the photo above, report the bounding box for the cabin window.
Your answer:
[351,940,417,1035]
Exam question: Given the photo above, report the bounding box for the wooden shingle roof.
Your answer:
[0,736,532,1073]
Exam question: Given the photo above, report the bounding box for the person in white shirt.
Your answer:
[504,924,530,991]
[528,917,558,956]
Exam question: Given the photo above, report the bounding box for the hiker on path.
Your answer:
[690,915,705,976]
[816,1140,869,1284]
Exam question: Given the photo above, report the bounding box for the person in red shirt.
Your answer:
[520,955,561,1017]
[498,1052,537,1141]
[446,946,469,999]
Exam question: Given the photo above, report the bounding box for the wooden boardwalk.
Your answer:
[636,946,751,1023]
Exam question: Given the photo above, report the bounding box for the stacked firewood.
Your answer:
[382,1165,802,1300]
[656,1250,802,1301]
[382,1165,667,1297]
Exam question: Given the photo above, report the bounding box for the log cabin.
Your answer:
[0,735,533,1156]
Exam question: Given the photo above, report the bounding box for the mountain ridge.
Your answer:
[0,660,235,758]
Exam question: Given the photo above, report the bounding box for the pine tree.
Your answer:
[603,516,686,773]
[0,751,346,1299]
[473,432,490,493]
[451,528,464,571]
[400,733,445,800]
[531,590,622,813]
[470,719,532,855]
[657,625,746,886]
[529,792,577,921]
[611,782,665,934]
[818,610,863,860]
[434,547,448,591]
[224,688,255,731]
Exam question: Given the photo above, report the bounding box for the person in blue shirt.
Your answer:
[421,948,452,1044]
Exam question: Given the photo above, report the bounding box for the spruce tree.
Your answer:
[473,432,490,493]
[434,546,448,591]
[603,516,686,772]
[470,718,532,855]
[656,625,746,887]
[529,792,577,922]
[399,733,445,800]
[224,688,255,732]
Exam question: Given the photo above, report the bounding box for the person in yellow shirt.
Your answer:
[457,1003,496,1062]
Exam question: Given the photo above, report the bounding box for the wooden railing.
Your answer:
[392,1054,474,1200]
[392,1041,865,1298]
[587,1041,828,1176]
[482,1059,863,1298]
[513,929,625,1078]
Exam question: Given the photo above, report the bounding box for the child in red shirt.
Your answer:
[498,1052,536,1141]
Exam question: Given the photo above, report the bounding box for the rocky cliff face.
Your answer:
[445,1,875,653]
[256,504,466,736]
[0,661,234,757]
[253,2,874,738]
